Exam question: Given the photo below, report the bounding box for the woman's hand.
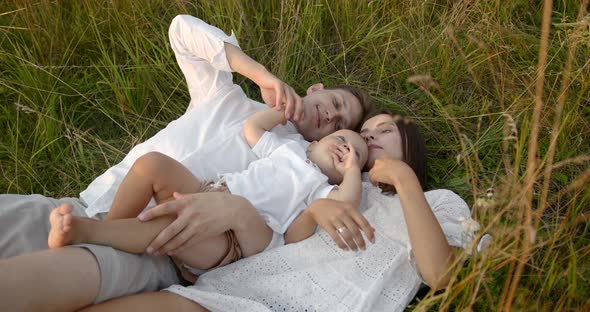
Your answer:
[368,158,413,187]
[253,70,304,122]
[306,199,375,251]
[138,192,238,256]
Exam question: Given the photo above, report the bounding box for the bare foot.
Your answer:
[48,204,75,249]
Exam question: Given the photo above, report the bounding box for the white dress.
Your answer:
[165,182,477,311]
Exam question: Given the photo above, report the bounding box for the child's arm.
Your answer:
[50,197,273,258]
[326,144,363,207]
[326,167,362,207]
[243,108,287,148]
[284,147,363,244]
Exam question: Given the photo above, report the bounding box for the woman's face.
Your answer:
[360,114,403,169]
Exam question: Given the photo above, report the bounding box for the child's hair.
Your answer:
[325,85,376,130]
[368,109,428,191]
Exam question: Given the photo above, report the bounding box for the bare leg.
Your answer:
[48,204,230,270]
[106,152,206,220]
[0,248,100,312]
[81,291,209,312]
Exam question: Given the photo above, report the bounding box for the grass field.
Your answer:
[1,0,588,310]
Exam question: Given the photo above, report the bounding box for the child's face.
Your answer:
[307,129,369,184]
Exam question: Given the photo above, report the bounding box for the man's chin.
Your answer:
[294,122,316,140]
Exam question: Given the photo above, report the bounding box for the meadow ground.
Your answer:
[0,1,588,310]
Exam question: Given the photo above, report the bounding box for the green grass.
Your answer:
[1,0,588,310]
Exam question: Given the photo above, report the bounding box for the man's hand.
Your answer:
[254,70,304,122]
[138,192,236,256]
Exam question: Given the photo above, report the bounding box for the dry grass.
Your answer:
[0,0,588,310]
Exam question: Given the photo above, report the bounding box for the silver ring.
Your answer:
[337,227,347,234]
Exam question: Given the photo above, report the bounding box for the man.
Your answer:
[0,15,374,311]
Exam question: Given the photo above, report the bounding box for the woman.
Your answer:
[82,111,477,312]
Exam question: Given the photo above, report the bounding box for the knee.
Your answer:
[132,152,172,177]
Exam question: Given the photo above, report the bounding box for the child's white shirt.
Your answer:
[223,132,335,234]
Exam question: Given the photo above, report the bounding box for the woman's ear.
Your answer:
[306,83,324,95]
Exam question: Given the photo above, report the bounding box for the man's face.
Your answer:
[293,88,363,141]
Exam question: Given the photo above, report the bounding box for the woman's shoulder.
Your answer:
[424,188,471,216]
[424,188,464,202]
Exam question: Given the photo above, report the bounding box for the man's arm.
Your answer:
[139,192,272,257]
[225,43,303,119]
[170,15,303,117]
[169,15,239,105]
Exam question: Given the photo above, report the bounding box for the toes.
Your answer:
[58,204,74,215]
[63,214,73,232]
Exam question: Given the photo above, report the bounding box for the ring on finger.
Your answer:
[337,227,347,234]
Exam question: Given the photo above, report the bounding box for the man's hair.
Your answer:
[325,85,376,130]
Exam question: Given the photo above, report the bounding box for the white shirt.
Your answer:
[224,132,334,234]
[80,15,303,217]
[166,183,478,311]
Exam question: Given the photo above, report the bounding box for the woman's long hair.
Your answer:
[365,109,428,191]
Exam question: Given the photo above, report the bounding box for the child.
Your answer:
[48,107,368,275]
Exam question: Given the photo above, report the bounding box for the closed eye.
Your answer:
[337,135,346,142]
[332,98,341,110]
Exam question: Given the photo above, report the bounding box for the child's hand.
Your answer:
[332,143,360,175]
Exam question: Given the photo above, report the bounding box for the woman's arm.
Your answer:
[369,158,454,290]
[284,199,374,251]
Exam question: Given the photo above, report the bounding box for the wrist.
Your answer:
[387,163,416,188]
[345,165,361,172]
[230,195,253,231]
[249,64,271,85]
[341,165,361,176]
[302,205,318,223]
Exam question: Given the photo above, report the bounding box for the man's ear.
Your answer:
[306,82,324,95]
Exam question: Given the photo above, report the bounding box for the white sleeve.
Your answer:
[251,132,296,159]
[169,15,240,106]
[429,190,478,251]
[306,181,336,205]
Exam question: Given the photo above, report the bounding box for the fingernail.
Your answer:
[167,251,174,256]
[137,213,145,221]
[146,246,154,254]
